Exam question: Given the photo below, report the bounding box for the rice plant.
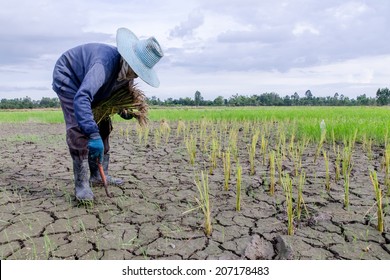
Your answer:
[314,122,326,163]
[159,119,171,143]
[176,119,186,137]
[194,171,212,236]
[269,150,276,196]
[185,134,197,165]
[342,145,353,210]
[222,149,231,191]
[297,170,308,221]
[260,134,268,165]
[335,145,341,182]
[323,150,330,192]
[248,130,260,175]
[209,137,219,174]
[369,170,384,232]
[281,172,294,235]
[383,145,390,191]
[236,162,242,211]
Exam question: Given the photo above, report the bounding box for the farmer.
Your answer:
[52,27,163,202]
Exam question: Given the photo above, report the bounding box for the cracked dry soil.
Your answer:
[0,122,389,260]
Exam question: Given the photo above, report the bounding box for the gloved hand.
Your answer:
[118,108,134,120]
[88,133,104,163]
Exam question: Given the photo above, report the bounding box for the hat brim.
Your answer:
[116,28,160,88]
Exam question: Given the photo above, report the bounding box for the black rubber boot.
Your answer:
[89,154,124,186]
[73,159,94,201]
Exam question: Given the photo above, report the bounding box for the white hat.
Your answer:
[116,27,163,88]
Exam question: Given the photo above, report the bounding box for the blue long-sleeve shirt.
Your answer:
[52,43,121,136]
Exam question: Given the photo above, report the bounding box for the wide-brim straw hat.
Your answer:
[116,27,163,88]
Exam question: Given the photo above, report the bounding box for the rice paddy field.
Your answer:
[0,106,390,260]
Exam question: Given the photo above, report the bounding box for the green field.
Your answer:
[1,106,390,144]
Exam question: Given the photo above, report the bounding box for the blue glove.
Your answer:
[88,133,104,163]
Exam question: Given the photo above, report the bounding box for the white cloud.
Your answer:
[292,23,320,36]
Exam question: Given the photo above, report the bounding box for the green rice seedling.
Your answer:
[288,128,296,157]
[278,130,287,160]
[43,233,55,259]
[159,119,171,143]
[297,170,308,221]
[194,171,212,236]
[222,149,231,191]
[323,150,330,192]
[154,128,161,148]
[185,134,197,165]
[342,146,353,210]
[269,150,276,195]
[260,134,269,165]
[209,137,219,174]
[236,162,242,211]
[369,170,384,232]
[314,124,326,163]
[281,172,294,235]
[242,121,251,142]
[136,124,150,145]
[383,145,390,190]
[332,128,336,154]
[291,144,303,177]
[136,124,143,144]
[229,126,239,161]
[276,150,284,187]
[367,138,373,161]
[335,145,341,182]
[176,119,186,137]
[248,130,260,175]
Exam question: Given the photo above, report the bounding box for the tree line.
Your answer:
[1,88,389,109]
[148,89,388,106]
[0,97,60,109]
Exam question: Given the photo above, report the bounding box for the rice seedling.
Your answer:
[222,149,231,191]
[383,145,390,191]
[269,150,276,196]
[369,170,384,232]
[185,134,197,165]
[297,170,308,221]
[260,134,269,165]
[323,150,330,192]
[332,128,336,154]
[194,171,212,236]
[159,119,171,142]
[281,172,294,235]
[209,137,219,174]
[248,130,260,175]
[314,121,326,163]
[43,233,55,259]
[342,145,353,210]
[229,126,239,161]
[335,145,341,182]
[291,144,302,177]
[153,128,161,148]
[236,162,242,211]
[176,119,186,137]
[93,83,148,126]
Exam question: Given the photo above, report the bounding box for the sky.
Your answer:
[0,0,389,101]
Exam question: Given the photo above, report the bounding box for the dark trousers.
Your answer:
[56,90,112,161]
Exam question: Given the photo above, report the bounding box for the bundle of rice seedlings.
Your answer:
[93,82,148,126]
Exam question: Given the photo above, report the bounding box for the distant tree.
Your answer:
[213,96,224,106]
[194,90,203,106]
[376,88,390,106]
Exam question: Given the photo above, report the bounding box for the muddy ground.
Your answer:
[0,121,389,260]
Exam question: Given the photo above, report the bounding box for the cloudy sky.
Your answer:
[0,0,389,101]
